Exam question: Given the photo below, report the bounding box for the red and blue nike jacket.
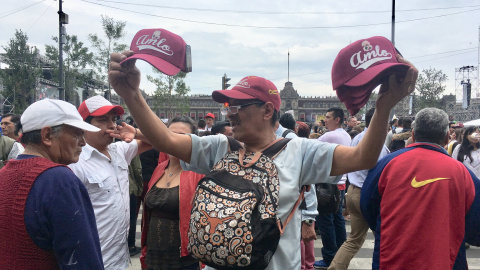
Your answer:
[361,143,480,270]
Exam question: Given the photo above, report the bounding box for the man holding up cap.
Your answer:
[0,99,104,269]
[68,95,152,270]
[109,46,417,269]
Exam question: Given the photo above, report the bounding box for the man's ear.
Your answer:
[263,102,275,121]
[335,117,341,125]
[40,127,54,146]
[411,129,416,143]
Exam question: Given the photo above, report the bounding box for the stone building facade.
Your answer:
[126,82,480,124]
[149,81,361,123]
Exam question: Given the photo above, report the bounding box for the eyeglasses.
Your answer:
[220,102,265,116]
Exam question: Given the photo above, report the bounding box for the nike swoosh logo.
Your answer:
[411,177,450,188]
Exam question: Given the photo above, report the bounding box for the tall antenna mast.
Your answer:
[288,50,290,82]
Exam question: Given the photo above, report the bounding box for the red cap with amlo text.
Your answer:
[120,28,191,76]
[331,36,409,90]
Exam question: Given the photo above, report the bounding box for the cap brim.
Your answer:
[345,63,410,88]
[337,82,379,100]
[121,54,180,76]
[90,105,125,117]
[337,85,372,116]
[64,120,101,132]
[212,89,258,104]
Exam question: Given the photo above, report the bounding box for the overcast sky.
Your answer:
[1,0,480,99]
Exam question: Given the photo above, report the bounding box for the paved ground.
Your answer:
[127,208,480,269]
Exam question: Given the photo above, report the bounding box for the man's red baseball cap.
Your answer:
[212,76,281,111]
[205,113,215,119]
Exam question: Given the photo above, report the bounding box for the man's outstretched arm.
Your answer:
[109,51,193,162]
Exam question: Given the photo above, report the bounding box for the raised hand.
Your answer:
[376,55,418,112]
[108,51,141,99]
[107,122,136,143]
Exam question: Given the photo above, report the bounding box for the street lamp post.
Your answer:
[389,0,396,121]
[58,0,68,100]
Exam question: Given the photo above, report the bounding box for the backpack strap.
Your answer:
[282,129,294,138]
[277,185,311,236]
[226,136,243,152]
[232,137,301,235]
[262,138,291,159]
[237,138,291,167]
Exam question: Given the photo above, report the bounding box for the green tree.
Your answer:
[416,68,448,109]
[88,15,128,99]
[147,69,190,118]
[45,35,94,106]
[0,29,41,113]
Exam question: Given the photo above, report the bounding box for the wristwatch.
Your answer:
[303,219,314,226]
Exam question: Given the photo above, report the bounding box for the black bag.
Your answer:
[315,183,341,215]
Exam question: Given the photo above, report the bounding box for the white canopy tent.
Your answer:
[463,119,480,126]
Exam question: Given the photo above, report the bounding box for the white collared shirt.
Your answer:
[347,128,389,188]
[69,140,138,270]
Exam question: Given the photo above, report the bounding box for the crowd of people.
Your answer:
[0,48,479,270]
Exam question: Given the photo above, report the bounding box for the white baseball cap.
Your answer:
[78,95,124,120]
[21,99,101,133]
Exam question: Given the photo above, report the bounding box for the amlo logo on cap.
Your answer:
[135,30,173,56]
[350,39,393,70]
[235,78,251,89]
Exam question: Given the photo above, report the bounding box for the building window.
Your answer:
[190,112,196,119]
[160,112,165,118]
[199,113,204,118]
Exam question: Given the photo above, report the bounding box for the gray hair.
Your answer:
[413,108,449,145]
[20,125,64,145]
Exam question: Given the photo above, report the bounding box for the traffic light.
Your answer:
[222,73,231,90]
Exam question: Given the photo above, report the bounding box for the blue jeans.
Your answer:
[317,190,346,265]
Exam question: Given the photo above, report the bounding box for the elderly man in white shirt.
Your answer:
[69,96,152,270]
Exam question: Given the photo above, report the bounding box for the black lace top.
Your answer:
[145,185,197,270]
